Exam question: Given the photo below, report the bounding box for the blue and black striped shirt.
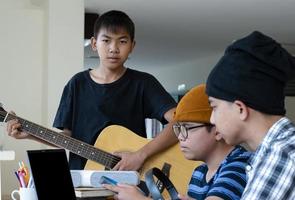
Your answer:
[188,146,252,200]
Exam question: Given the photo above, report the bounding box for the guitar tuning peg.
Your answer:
[0,103,5,112]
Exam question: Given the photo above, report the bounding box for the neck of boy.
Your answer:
[90,66,127,84]
[245,113,284,151]
[205,145,235,182]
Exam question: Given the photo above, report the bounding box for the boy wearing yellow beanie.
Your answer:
[104,84,251,200]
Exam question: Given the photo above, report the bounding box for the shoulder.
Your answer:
[189,164,207,185]
[127,68,158,81]
[265,136,295,168]
[241,128,295,199]
[215,147,251,181]
[226,146,252,164]
[70,69,89,82]
[193,164,208,174]
[265,120,295,162]
[65,70,90,87]
[206,148,251,199]
[209,162,247,199]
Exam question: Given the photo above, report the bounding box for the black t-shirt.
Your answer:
[53,68,176,169]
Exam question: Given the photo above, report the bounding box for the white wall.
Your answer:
[0,0,83,197]
[0,7,45,198]
[145,53,222,93]
[46,0,84,125]
[286,97,295,121]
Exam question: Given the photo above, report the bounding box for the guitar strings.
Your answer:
[0,110,7,118]
[4,112,122,167]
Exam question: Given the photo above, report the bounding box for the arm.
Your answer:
[103,184,151,200]
[135,108,178,162]
[113,108,178,170]
[178,194,195,200]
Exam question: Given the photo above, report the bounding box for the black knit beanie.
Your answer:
[206,31,295,115]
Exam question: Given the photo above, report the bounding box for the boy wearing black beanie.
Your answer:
[206,31,295,199]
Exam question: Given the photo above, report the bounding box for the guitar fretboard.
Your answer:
[4,112,120,169]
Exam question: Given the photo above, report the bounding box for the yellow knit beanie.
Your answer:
[173,84,212,123]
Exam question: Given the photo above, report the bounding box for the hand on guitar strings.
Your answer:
[112,150,147,171]
[6,111,31,139]
[103,183,150,200]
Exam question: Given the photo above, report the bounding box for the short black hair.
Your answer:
[93,10,135,41]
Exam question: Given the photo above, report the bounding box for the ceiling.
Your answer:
[84,0,295,70]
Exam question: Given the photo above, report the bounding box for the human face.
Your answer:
[174,122,216,161]
[91,28,135,70]
[209,97,243,145]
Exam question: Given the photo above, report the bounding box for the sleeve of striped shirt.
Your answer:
[207,159,248,200]
[241,143,295,199]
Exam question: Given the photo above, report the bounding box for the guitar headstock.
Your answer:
[0,103,8,122]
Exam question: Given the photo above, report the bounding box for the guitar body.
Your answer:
[85,125,200,195]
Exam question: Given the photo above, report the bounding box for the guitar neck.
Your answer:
[4,113,119,169]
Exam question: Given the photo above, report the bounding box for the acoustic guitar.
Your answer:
[0,106,199,195]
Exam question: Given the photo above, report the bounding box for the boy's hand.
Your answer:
[6,112,31,139]
[103,183,150,200]
[178,194,195,200]
[112,150,146,171]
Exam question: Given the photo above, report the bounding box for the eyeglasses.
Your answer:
[172,123,213,140]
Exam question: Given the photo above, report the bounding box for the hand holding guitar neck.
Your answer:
[5,111,31,140]
[1,108,65,147]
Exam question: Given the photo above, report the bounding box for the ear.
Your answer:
[215,131,223,141]
[212,126,223,141]
[233,100,249,121]
[90,37,97,51]
[130,40,136,53]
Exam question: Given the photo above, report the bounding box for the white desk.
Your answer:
[0,151,15,200]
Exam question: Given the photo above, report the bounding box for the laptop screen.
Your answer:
[27,149,76,200]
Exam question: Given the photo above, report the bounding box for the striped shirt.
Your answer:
[241,117,295,200]
[188,146,251,200]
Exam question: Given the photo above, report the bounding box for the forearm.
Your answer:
[138,122,178,160]
[112,108,178,171]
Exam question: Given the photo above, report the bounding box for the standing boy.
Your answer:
[104,84,251,200]
[206,31,295,199]
[6,10,178,170]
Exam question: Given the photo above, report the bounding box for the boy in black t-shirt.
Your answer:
[6,10,178,170]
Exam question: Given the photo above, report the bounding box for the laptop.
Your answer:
[27,149,77,200]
